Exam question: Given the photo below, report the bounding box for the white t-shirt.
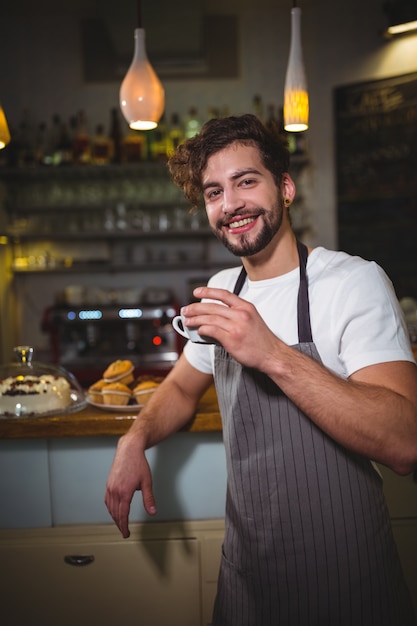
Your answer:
[183,247,414,378]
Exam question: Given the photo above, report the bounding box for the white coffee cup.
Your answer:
[172,314,215,344]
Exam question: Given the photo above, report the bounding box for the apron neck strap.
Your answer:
[296,240,313,343]
[232,240,313,344]
[233,266,247,295]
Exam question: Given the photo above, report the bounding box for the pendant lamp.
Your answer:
[0,103,11,150]
[283,1,309,132]
[120,0,165,131]
[383,0,417,37]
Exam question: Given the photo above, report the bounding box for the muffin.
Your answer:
[103,360,134,385]
[87,379,108,404]
[102,382,132,406]
[133,380,159,405]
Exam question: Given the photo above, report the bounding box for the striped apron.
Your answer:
[212,241,416,626]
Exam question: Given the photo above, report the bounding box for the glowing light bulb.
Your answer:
[120,28,165,131]
[0,104,11,149]
[284,6,309,132]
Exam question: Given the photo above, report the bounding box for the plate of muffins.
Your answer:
[87,359,162,411]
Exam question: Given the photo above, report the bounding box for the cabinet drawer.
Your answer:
[0,534,200,626]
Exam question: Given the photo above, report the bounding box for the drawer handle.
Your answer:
[64,555,95,567]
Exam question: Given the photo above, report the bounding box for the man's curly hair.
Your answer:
[167,113,290,209]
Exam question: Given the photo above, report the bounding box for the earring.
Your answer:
[284,198,291,207]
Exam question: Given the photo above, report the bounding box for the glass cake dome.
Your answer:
[0,346,87,418]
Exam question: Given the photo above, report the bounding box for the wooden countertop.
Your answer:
[0,386,222,440]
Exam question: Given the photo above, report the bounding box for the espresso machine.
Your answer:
[42,287,182,385]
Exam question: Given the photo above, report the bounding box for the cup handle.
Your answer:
[172,315,188,338]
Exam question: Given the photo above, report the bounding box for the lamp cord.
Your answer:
[137,0,142,28]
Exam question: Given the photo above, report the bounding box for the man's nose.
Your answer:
[222,188,244,213]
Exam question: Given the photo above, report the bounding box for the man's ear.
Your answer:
[282,173,296,203]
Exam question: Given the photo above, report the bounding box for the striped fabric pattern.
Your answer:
[212,343,416,625]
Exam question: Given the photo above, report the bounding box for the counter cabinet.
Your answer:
[0,519,225,626]
[0,391,416,619]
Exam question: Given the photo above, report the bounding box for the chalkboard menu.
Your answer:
[335,72,417,299]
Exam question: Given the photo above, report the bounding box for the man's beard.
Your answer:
[212,200,284,257]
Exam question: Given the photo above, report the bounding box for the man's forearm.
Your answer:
[265,343,417,474]
[125,355,213,450]
[124,378,198,450]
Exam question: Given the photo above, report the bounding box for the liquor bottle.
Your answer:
[276,106,296,154]
[167,113,184,156]
[109,107,123,164]
[91,124,111,165]
[73,110,90,164]
[207,106,220,120]
[18,108,36,166]
[68,115,78,159]
[150,113,168,162]
[122,129,146,163]
[34,122,48,165]
[252,94,264,123]
[265,104,279,134]
[43,113,62,165]
[56,120,73,165]
[184,107,201,139]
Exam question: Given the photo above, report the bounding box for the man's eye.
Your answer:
[207,189,221,199]
[241,178,255,186]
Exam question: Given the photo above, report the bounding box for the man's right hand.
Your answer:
[104,431,157,538]
[104,355,213,538]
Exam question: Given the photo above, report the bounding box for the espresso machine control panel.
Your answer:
[42,301,181,385]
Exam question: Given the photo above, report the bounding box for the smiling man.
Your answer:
[202,145,289,259]
[105,114,417,626]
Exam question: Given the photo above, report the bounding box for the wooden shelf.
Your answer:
[0,162,172,181]
[11,260,238,274]
[6,228,211,241]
